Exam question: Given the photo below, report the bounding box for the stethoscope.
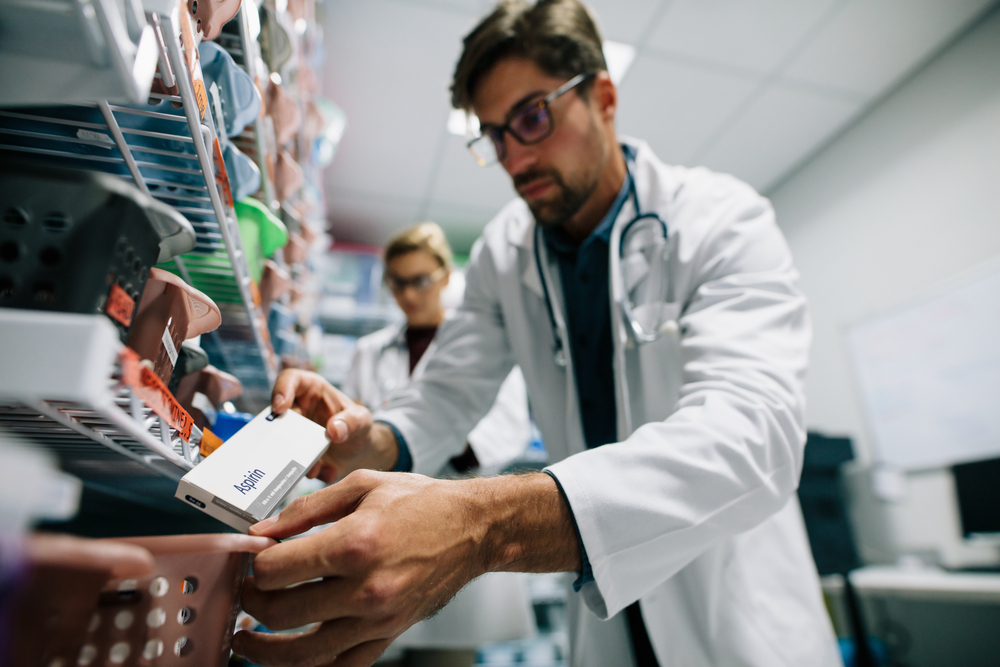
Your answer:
[533,154,672,370]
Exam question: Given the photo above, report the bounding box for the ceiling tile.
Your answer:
[321,0,473,200]
[645,0,839,75]
[326,186,422,245]
[616,55,758,164]
[585,0,666,45]
[427,134,518,211]
[697,85,863,192]
[782,0,994,97]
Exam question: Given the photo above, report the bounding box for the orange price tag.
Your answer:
[120,347,195,442]
[192,77,208,119]
[105,284,136,327]
[212,138,234,208]
[199,428,224,457]
[249,279,262,308]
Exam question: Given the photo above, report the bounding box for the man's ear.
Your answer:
[591,71,617,122]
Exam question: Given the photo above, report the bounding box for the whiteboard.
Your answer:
[846,262,1000,471]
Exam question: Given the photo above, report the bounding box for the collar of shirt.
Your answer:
[542,149,634,255]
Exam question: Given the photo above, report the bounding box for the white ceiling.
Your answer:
[320,0,995,252]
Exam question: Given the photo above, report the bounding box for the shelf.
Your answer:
[0,2,278,410]
[0,0,161,107]
[0,310,201,485]
[218,1,280,211]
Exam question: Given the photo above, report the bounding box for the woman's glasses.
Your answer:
[467,73,594,167]
[385,266,447,294]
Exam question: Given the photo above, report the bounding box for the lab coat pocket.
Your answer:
[629,301,683,425]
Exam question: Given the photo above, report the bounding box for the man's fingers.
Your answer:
[271,370,304,414]
[249,473,372,541]
[241,575,355,631]
[318,464,338,484]
[331,639,395,667]
[325,404,371,444]
[232,616,379,667]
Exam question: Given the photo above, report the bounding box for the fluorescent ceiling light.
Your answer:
[603,40,636,86]
[447,109,480,137]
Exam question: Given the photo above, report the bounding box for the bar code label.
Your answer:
[162,324,179,368]
[77,129,114,147]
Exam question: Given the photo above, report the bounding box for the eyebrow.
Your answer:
[480,90,547,129]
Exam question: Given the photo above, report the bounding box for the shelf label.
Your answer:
[105,284,135,327]
[212,138,235,208]
[77,129,114,148]
[161,324,179,368]
[249,279,261,308]
[192,77,209,119]
[120,347,194,442]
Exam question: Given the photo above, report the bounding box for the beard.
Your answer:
[514,166,599,227]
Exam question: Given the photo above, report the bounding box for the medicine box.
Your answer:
[175,407,329,532]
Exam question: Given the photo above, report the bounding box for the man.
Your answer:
[234,1,842,666]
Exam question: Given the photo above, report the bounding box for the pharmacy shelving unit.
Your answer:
[0,0,278,412]
[0,311,200,495]
[217,1,280,212]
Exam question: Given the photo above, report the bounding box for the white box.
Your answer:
[176,408,329,532]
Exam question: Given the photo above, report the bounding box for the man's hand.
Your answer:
[233,470,581,667]
[271,369,397,481]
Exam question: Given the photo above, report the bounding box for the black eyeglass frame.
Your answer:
[466,72,596,167]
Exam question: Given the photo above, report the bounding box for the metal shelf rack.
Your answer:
[217,1,280,211]
[0,311,201,486]
[0,1,278,410]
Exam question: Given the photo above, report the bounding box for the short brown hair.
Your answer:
[451,0,607,111]
[384,222,453,269]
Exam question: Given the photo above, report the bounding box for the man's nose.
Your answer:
[501,135,536,177]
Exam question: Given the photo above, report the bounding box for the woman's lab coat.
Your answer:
[374,138,843,666]
[342,315,532,475]
[342,318,535,650]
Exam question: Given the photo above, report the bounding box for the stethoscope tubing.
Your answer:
[534,157,670,367]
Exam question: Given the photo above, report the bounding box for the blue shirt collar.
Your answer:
[543,145,634,253]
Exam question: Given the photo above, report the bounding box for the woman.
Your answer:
[342,223,535,667]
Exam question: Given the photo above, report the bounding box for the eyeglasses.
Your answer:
[467,73,595,167]
[385,266,447,294]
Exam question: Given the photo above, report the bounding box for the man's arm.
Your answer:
[234,470,580,667]
[371,234,517,475]
[270,233,516,481]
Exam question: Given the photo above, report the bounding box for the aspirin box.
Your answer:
[176,407,330,532]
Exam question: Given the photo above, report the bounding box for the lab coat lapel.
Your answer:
[514,220,545,300]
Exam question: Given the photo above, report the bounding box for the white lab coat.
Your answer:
[343,316,533,475]
[374,138,842,666]
[343,318,535,651]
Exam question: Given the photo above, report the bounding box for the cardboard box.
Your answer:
[175,408,329,532]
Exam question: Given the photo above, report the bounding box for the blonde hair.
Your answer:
[384,222,453,269]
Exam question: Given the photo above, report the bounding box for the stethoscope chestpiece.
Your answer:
[658,320,679,336]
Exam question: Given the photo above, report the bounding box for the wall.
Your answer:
[768,6,1000,565]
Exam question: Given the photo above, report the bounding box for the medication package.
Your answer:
[176,408,329,532]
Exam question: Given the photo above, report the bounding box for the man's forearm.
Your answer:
[370,421,402,471]
[466,472,583,575]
